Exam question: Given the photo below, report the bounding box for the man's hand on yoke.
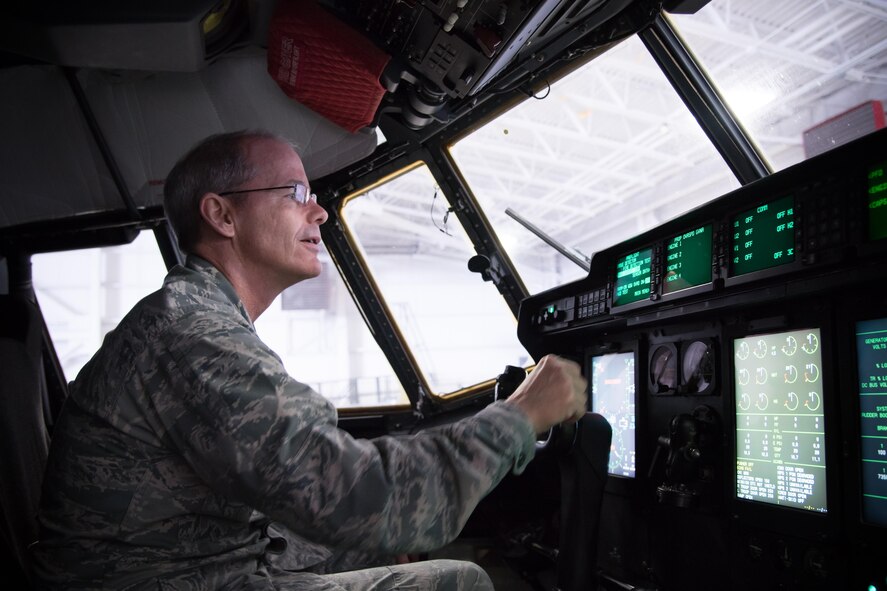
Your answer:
[504,354,588,434]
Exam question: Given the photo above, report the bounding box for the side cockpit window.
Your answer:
[340,163,532,397]
[253,243,410,409]
[32,231,409,409]
[32,232,168,382]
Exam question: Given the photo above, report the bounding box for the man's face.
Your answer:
[229,138,329,288]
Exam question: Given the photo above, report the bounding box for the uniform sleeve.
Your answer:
[155,314,536,554]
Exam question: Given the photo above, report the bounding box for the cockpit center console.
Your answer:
[517,129,887,589]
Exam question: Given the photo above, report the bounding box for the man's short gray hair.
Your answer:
[163,129,296,254]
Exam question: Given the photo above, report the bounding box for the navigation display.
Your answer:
[734,328,827,512]
[868,160,887,241]
[856,317,887,527]
[663,225,713,295]
[614,248,652,307]
[730,195,795,276]
[591,351,636,478]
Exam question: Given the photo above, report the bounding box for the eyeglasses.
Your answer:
[218,183,317,205]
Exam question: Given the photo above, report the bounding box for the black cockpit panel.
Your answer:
[517,129,887,589]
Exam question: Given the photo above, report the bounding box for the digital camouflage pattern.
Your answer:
[285,559,495,590]
[32,256,535,590]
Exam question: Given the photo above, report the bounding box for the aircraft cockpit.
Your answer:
[1,0,886,589]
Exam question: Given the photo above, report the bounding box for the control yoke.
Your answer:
[494,364,574,451]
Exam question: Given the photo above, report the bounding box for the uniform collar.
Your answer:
[183,255,254,328]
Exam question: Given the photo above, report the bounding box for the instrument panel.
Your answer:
[525,130,884,332]
[517,129,887,590]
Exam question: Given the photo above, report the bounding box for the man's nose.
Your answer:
[311,201,329,225]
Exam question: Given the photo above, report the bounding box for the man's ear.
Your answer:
[199,193,237,239]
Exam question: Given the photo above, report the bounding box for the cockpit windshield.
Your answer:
[449,0,887,295]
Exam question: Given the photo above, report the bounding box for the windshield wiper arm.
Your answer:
[505,208,591,273]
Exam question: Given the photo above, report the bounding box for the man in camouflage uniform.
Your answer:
[32,130,587,590]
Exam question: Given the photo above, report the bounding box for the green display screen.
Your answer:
[734,328,828,513]
[868,160,887,241]
[731,195,795,276]
[663,224,713,295]
[856,317,887,527]
[614,248,652,306]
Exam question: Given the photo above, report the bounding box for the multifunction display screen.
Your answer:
[591,351,636,478]
[730,195,795,276]
[734,328,827,512]
[663,224,713,295]
[868,160,887,241]
[857,317,887,527]
[613,248,652,307]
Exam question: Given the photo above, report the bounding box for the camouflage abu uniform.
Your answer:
[32,256,536,590]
